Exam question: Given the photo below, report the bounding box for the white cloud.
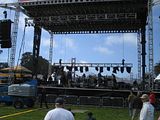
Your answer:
[41,37,56,48]
[153,0,160,4]
[18,14,26,30]
[124,33,137,45]
[65,38,76,50]
[79,60,88,63]
[59,49,65,54]
[41,38,50,47]
[0,0,17,3]
[94,46,114,55]
[105,33,137,46]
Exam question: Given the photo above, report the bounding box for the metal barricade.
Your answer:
[46,94,57,103]
[79,96,101,106]
[102,97,124,107]
[59,95,78,105]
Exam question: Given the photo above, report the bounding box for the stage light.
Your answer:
[107,67,110,71]
[122,59,125,66]
[126,67,131,73]
[85,66,89,72]
[115,67,119,71]
[66,66,72,71]
[80,66,83,73]
[74,66,78,71]
[95,67,98,71]
[100,67,103,72]
[120,67,124,73]
[113,67,117,74]
[59,59,62,65]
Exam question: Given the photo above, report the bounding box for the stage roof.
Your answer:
[18,0,148,34]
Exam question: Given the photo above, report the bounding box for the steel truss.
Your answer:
[34,13,137,23]
[53,62,133,67]
[18,0,144,6]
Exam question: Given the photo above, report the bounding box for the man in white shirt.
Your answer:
[44,97,75,120]
[139,94,154,120]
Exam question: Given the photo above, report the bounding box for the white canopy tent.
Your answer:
[154,74,160,82]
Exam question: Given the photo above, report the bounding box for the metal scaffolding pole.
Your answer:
[9,7,20,67]
[137,29,142,80]
[148,0,154,90]
[141,28,146,86]
[48,32,53,77]
[32,25,42,77]
[8,7,20,84]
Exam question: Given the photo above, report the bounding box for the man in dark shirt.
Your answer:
[132,91,142,120]
[40,87,48,109]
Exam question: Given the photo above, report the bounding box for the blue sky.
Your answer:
[0,0,160,79]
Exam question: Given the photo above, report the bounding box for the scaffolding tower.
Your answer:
[9,7,20,67]
[48,32,53,77]
[148,0,154,89]
[137,29,141,80]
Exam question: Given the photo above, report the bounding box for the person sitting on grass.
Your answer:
[87,112,96,120]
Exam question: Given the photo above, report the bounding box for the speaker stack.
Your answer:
[0,19,12,48]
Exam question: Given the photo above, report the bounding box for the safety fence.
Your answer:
[44,94,125,108]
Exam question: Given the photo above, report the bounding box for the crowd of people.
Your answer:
[128,90,156,120]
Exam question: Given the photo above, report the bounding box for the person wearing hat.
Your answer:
[44,97,75,120]
[139,94,154,120]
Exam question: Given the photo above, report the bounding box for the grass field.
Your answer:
[0,104,160,120]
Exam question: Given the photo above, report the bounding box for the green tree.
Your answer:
[20,52,49,76]
[21,52,33,72]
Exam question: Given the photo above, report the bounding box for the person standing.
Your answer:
[44,97,75,120]
[149,91,156,108]
[40,87,48,109]
[128,90,136,117]
[140,94,154,120]
[132,91,143,120]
